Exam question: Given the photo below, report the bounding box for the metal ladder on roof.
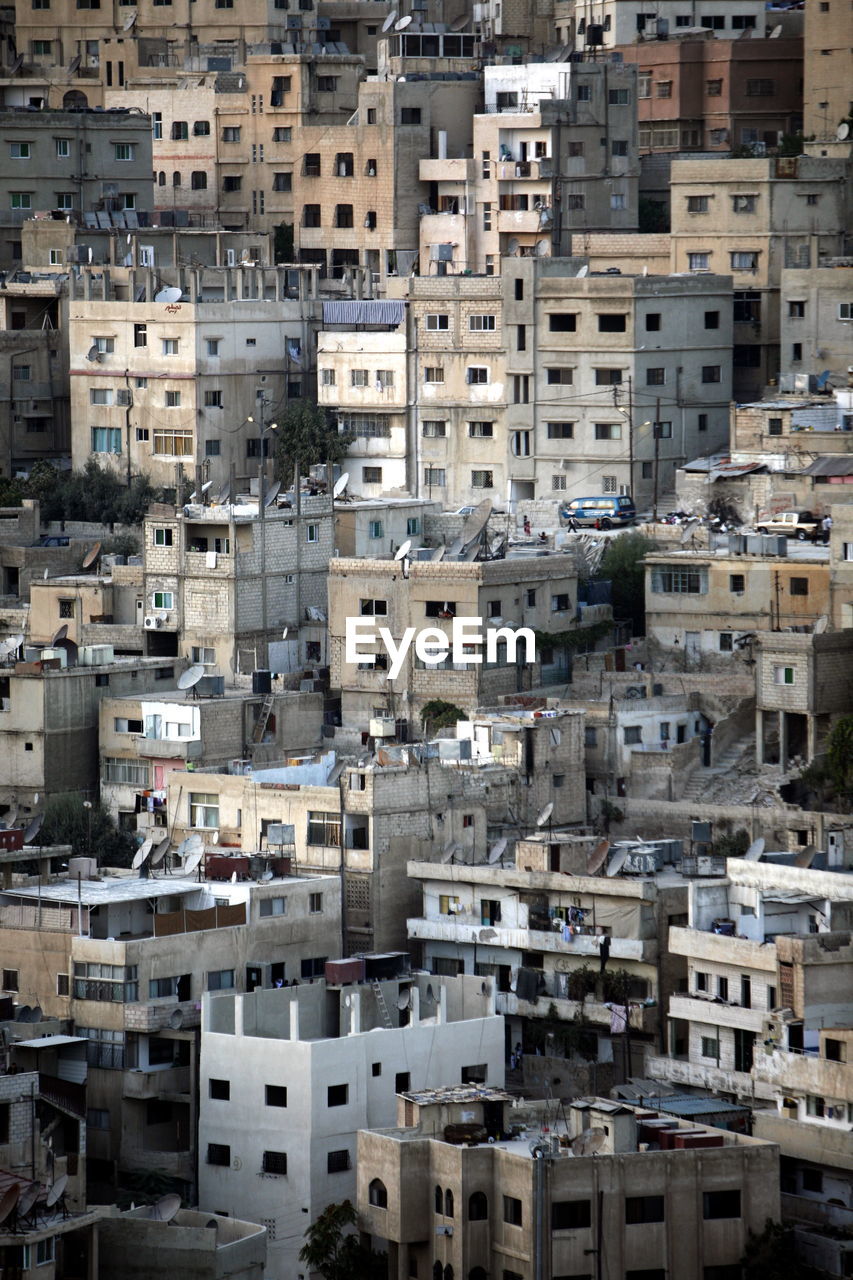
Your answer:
[371,980,394,1029]
[252,693,275,744]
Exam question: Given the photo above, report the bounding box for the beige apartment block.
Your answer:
[333,496,441,558]
[803,0,853,154]
[28,567,143,654]
[327,552,586,724]
[502,257,733,508]
[141,494,333,675]
[830,500,853,629]
[419,62,638,275]
[68,265,320,490]
[754,630,853,768]
[644,544,830,655]
[780,263,853,383]
[554,1,771,49]
[0,271,70,475]
[357,1092,780,1280]
[473,0,556,52]
[669,154,852,398]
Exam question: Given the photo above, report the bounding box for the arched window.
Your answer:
[158,172,166,186]
[368,1178,387,1208]
[468,1192,488,1221]
[444,1189,454,1218]
[468,1270,488,1280]
[433,1264,442,1280]
[443,1267,454,1280]
[191,171,207,190]
[63,89,88,108]
[172,171,181,187]
[434,1185,443,1214]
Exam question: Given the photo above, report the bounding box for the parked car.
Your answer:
[754,511,820,540]
[560,495,636,529]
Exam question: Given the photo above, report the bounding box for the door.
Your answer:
[246,965,263,991]
[734,1028,754,1073]
[686,632,700,662]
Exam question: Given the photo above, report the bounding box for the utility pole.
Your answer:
[627,374,634,500]
[652,396,661,523]
[248,397,278,667]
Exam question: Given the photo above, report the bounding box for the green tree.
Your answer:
[741,1219,822,1280]
[826,714,853,799]
[420,699,466,736]
[39,794,135,868]
[598,531,654,636]
[272,399,352,485]
[299,1201,386,1280]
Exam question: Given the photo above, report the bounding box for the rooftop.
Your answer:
[400,1085,513,1106]
[2,876,204,907]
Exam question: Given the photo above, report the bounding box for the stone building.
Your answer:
[0,271,70,476]
[333,496,441,558]
[356,1089,780,1280]
[779,262,853,384]
[754,629,853,768]
[28,568,144,655]
[198,973,504,1279]
[803,0,853,157]
[553,1,771,50]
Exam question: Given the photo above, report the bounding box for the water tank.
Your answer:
[252,669,272,695]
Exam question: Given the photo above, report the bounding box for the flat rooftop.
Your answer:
[2,876,203,907]
[401,1085,513,1106]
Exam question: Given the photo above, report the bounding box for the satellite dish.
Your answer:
[51,624,69,646]
[150,1193,181,1223]
[332,471,349,499]
[430,545,446,562]
[584,1129,607,1155]
[281,626,289,641]
[123,11,137,28]
[381,9,397,31]
[168,1008,184,1029]
[17,1182,39,1218]
[86,345,100,362]
[0,1186,19,1226]
[81,542,102,570]
[459,499,493,550]
[5,805,18,829]
[479,927,498,943]
[441,841,459,863]
[680,518,701,544]
[184,848,203,876]
[33,793,39,805]
[424,983,436,1003]
[795,844,817,869]
[837,122,851,141]
[395,14,412,29]
[264,480,282,508]
[744,837,765,862]
[211,830,219,844]
[185,832,203,851]
[535,238,550,256]
[606,847,628,876]
[132,839,153,870]
[155,286,183,304]
[15,1005,32,1022]
[28,1006,42,1023]
[813,614,828,635]
[261,867,274,881]
[549,726,562,746]
[24,815,43,844]
[576,265,589,278]
[587,838,610,875]
[394,539,412,561]
[396,991,410,1010]
[450,13,469,29]
[229,870,236,883]
[570,1132,587,1157]
[536,802,554,828]
[177,663,206,691]
[216,481,231,505]
[45,1174,68,1209]
[488,837,508,864]
[150,836,170,868]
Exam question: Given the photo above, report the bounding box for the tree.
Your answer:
[826,714,853,799]
[39,794,135,868]
[272,399,352,485]
[420,699,466,736]
[299,1201,386,1280]
[598,531,654,636]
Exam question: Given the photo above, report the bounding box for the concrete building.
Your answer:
[0,109,152,269]
[98,686,324,831]
[644,540,831,657]
[327,550,599,723]
[28,567,144,655]
[356,1089,780,1280]
[803,0,853,156]
[0,271,70,476]
[418,62,639,276]
[98,1206,266,1280]
[755,629,853,768]
[141,493,333,675]
[333,496,441,558]
[0,866,340,1203]
[68,265,321,490]
[617,31,803,155]
[198,972,504,1278]
[0,500,89,603]
[669,154,852,398]
[554,1,770,50]
[780,262,853,384]
[406,843,686,1073]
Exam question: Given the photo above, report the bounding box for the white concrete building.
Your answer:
[198,973,504,1279]
[554,1,769,49]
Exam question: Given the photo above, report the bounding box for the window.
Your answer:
[774,666,794,685]
[90,388,114,406]
[10,193,32,210]
[598,313,627,333]
[207,969,234,991]
[467,366,489,385]
[687,195,710,215]
[91,427,122,455]
[469,421,494,438]
[114,143,136,161]
[309,892,323,914]
[594,369,623,386]
[552,593,570,613]
[10,142,32,160]
[328,1084,348,1107]
[731,252,759,271]
[719,633,733,653]
[426,313,449,331]
[577,84,591,101]
[306,523,320,543]
[657,81,672,98]
[307,812,341,846]
[222,127,241,143]
[424,367,444,383]
[701,1036,720,1060]
[512,432,531,457]
[790,577,809,597]
[265,1084,288,1107]
[553,1200,591,1229]
[369,1178,387,1206]
[806,1095,825,1118]
[161,338,179,356]
[335,204,353,228]
[469,314,496,331]
[503,1197,522,1226]
[646,368,666,386]
[594,423,621,440]
[746,79,774,97]
[328,1149,351,1173]
[546,422,574,440]
[368,520,383,539]
[546,368,574,385]
[165,390,181,408]
[651,567,707,594]
[732,194,758,215]
[272,126,292,143]
[424,467,445,487]
[702,366,721,383]
[471,471,493,489]
[788,299,806,319]
[703,1191,741,1220]
[73,963,138,1003]
[2,970,18,992]
[396,1071,411,1093]
[207,1143,230,1166]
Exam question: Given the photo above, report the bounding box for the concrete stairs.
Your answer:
[681,733,756,802]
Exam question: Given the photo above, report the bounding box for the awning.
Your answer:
[802,456,853,477]
[322,300,405,327]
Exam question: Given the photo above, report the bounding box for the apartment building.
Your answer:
[0,499,86,603]
[618,31,803,155]
[28,567,144,655]
[0,867,340,1203]
[502,256,733,508]
[419,61,639,276]
[327,551,590,723]
[68,265,320,489]
[98,686,324,831]
[98,1206,266,1280]
[141,493,333,674]
[406,846,686,1068]
[755,629,853,769]
[803,0,853,154]
[0,271,70,475]
[669,154,852,398]
[198,973,503,1277]
[554,1,770,50]
[644,541,830,656]
[333,496,441,558]
[830,501,853,629]
[780,262,853,383]
[0,109,152,269]
[647,857,853,1100]
[357,1090,780,1280]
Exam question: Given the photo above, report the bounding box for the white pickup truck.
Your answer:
[754,510,821,541]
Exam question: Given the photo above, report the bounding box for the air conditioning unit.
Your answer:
[144,615,161,629]
[369,716,395,738]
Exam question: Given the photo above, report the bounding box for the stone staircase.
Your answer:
[681,733,756,802]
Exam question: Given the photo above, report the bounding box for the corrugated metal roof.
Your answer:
[322,300,405,327]
[638,1094,750,1117]
[803,456,853,476]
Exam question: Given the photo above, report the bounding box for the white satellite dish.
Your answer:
[381,9,397,30]
[606,848,628,876]
[549,726,562,746]
[576,264,589,278]
[536,802,553,828]
[230,870,237,883]
[587,838,610,875]
[155,286,183,304]
[177,663,206,690]
[281,627,289,640]
[680,517,701,544]
[184,848,203,876]
[744,837,765,862]
[396,990,410,1011]
[86,345,101,362]
[122,11,137,29]
[813,614,828,635]
[333,472,349,499]
[395,14,412,29]
[837,122,851,141]
[488,837,508,864]
[441,841,459,863]
[394,539,412,561]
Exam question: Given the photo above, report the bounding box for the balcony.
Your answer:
[667,926,777,971]
[668,993,766,1033]
[752,1046,851,1099]
[496,159,553,181]
[419,158,476,183]
[124,999,201,1033]
[497,209,545,235]
[408,915,654,962]
[135,735,203,761]
[646,1052,770,1100]
[496,989,657,1034]
[123,1064,191,1101]
[753,1110,853,1171]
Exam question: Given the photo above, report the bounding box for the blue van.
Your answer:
[560,495,636,528]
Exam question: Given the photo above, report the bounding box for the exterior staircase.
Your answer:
[681,733,756,801]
